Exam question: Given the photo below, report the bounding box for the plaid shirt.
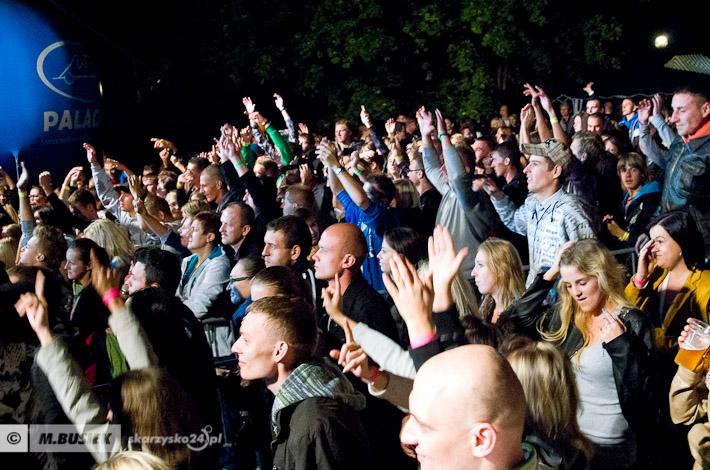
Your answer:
[492,188,595,286]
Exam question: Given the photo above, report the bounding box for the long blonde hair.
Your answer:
[92,451,172,470]
[540,239,633,346]
[477,238,525,318]
[82,219,135,261]
[507,341,594,460]
[0,236,18,271]
[418,260,479,321]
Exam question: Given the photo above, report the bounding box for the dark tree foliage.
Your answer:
[195,0,623,126]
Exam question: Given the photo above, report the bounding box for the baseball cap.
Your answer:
[520,139,571,167]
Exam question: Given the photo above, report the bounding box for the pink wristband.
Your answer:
[410,331,437,349]
[366,367,381,385]
[632,275,647,289]
[102,288,120,306]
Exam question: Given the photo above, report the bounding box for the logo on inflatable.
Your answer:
[36,41,99,103]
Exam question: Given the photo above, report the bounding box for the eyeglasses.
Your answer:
[230,275,252,283]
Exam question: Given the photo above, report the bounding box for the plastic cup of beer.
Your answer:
[675,318,710,372]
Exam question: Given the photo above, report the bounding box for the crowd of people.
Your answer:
[1,82,709,470]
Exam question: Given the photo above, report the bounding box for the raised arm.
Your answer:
[274,93,297,143]
[318,141,369,209]
[535,85,570,146]
[638,95,676,169]
[523,84,552,141]
[360,105,388,156]
[86,143,124,219]
[17,162,35,245]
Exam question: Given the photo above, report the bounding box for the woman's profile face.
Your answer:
[560,265,604,314]
[649,225,683,270]
[472,251,495,295]
[377,238,396,274]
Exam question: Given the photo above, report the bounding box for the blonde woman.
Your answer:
[506,340,594,470]
[0,236,18,271]
[471,237,525,325]
[82,219,135,263]
[508,239,655,469]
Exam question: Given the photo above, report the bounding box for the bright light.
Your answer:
[654,34,669,49]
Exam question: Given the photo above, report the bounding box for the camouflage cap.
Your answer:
[520,139,571,167]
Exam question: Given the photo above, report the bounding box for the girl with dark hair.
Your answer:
[377,227,427,275]
[626,210,710,354]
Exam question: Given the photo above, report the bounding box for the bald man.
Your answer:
[401,345,537,470]
[314,223,398,348]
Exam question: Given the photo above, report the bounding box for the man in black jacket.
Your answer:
[232,296,371,470]
[313,223,399,350]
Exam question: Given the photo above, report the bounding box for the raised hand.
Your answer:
[636,238,655,281]
[427,225,468,297]
[127,174,144,199]
[15,271,52,345]
[434,109,447,136]
[330,321,373,380]
[273,93,285,111]
[65,166,83,185]
[383,252,435,340]
[299,164,315,188]
[535,85,554,114]
[298,122,309,135]
[637,99,652,125]
[218,135,239,162]
[582,81,595,95]
[415,106,434,136]
[520,103,534,130]
[385,118,397,136]
[83,142,98,165]
[523,83,542,107]
[90,248,121,301]
[405,142,420,162]
[652,93,664,118]
[38,171,53,196]
[317,141,339,168]
[178,170,194,186]
[544,240,576,281]
[150,138,177,164]
[151,137,176,153]
[242,96,256,114]
[322,273,347,328]
[360,105,373,129]
[17,161,29,191]
[133,198,147,215]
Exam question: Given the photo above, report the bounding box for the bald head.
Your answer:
[326,223,367,265]
[313,223,368,282]
[402,345,526,470]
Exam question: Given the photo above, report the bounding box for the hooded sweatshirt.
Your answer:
[270,358,370,470]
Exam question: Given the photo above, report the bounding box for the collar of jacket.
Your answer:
[270,358,366,435]
[684,118,710,143]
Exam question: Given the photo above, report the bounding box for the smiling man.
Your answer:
[487,139,594,286]
[638,86,710,254]
[232,296,371,469]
